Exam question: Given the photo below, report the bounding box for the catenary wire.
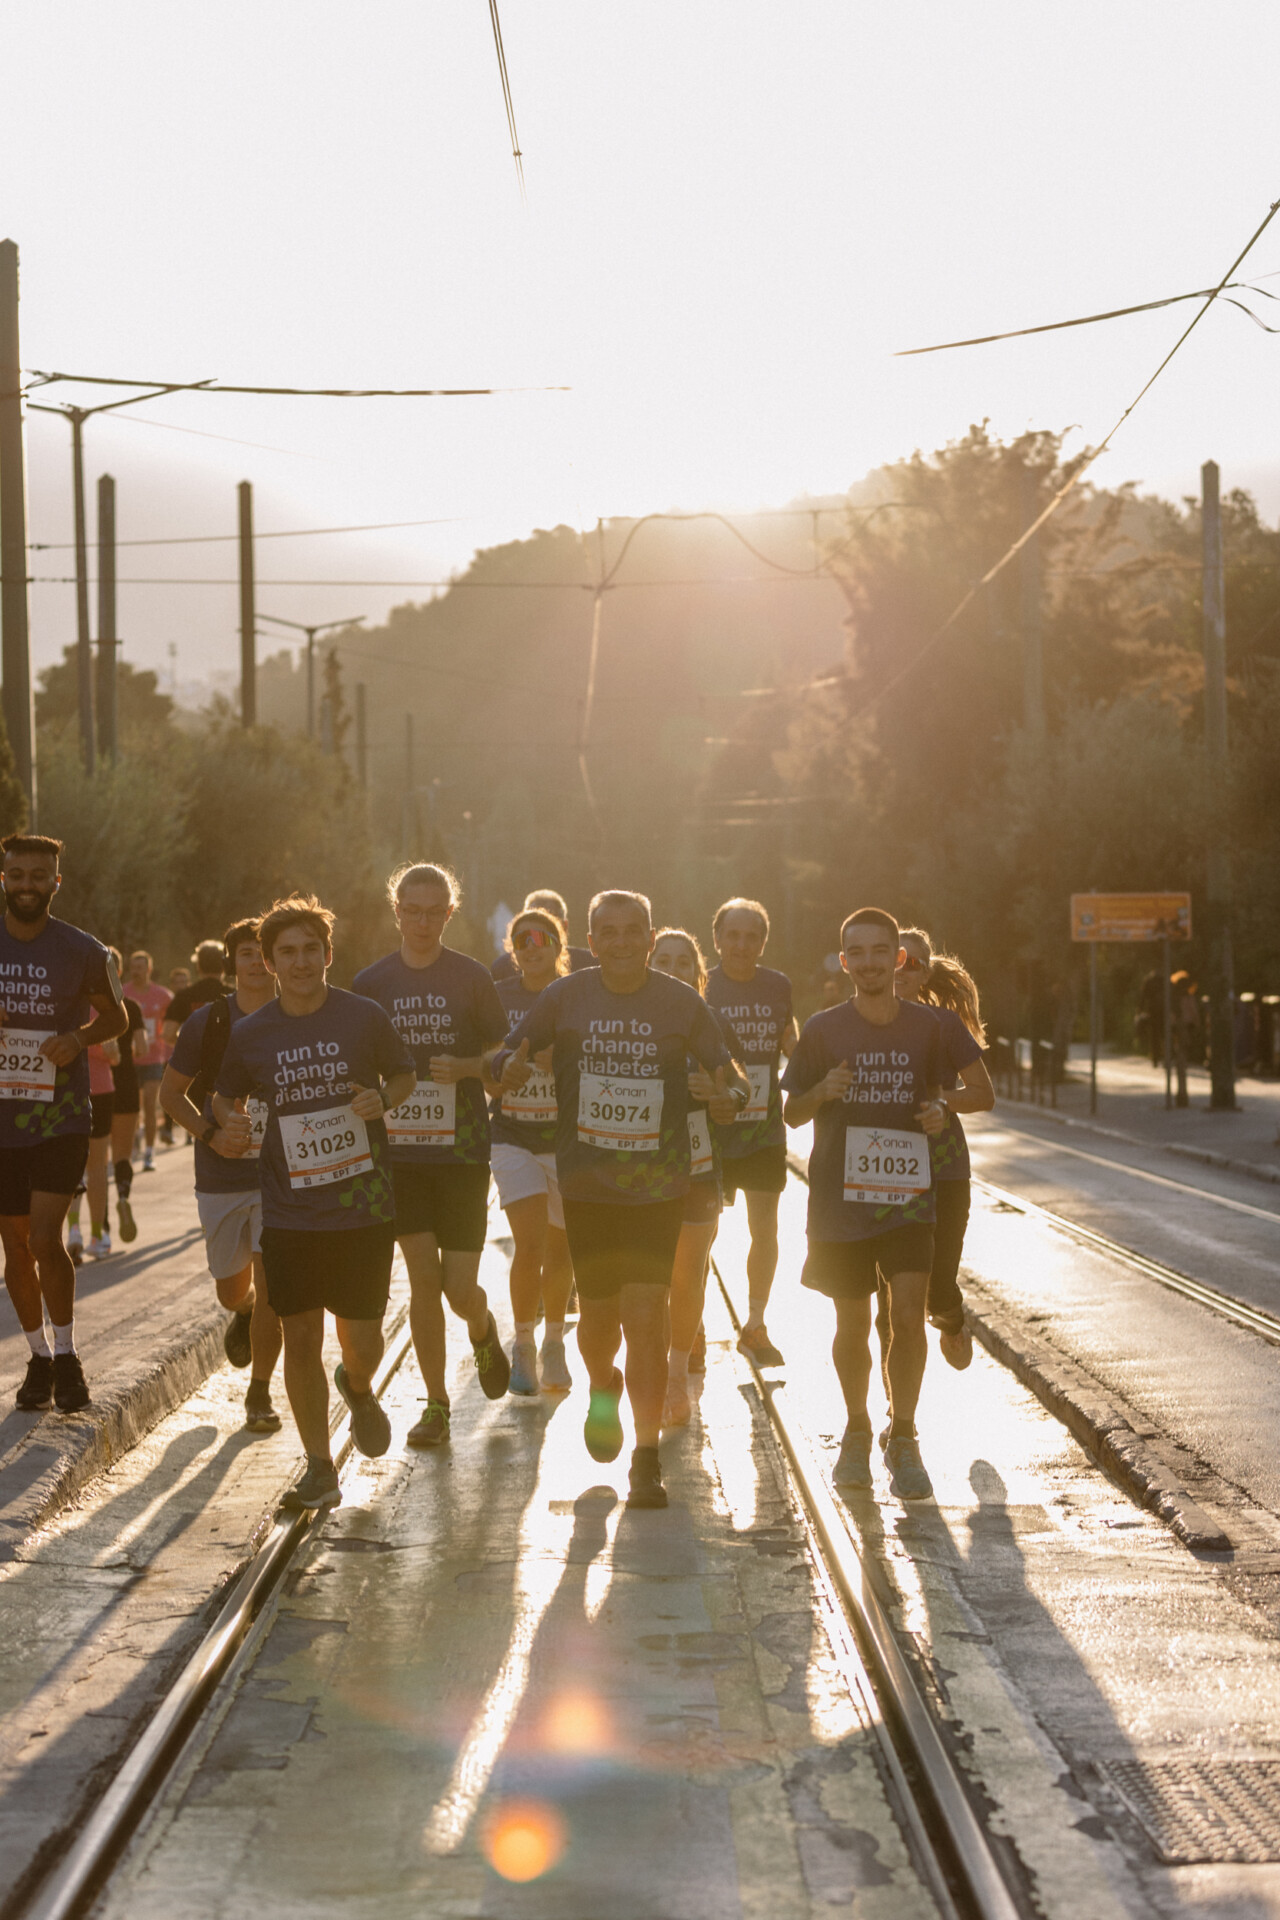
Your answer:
[487,0,527,203]
[17,371,567,398]
[897,275,1280,356]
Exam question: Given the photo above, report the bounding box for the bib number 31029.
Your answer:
[843,1125,930,1205]
[279,1105,373,1189]
[386,1080,456,1148]
[0,1029,56,1102]
[577,1073,662,1152]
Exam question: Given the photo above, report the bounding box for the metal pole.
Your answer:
[96,474,117,765]
[70,412,95,774]
[1020,463,1045,738]
[1162,936,1172,1112]
[306,631,315,739]
[355,681,367,788]
[1089,943,1098,1116]
[1201,460,1236,1110]
[237,481,256,728]
[0,239,34,815]
[401,712,414,856]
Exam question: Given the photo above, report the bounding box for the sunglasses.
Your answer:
[896,955,928,974]
[513,928,558,951]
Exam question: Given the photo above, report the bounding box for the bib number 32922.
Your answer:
[386,1080,456,1148]
[843,1125,930,1206]
[279,1105,373,1189]
[0,1029,56,1102]
[577,1073,662,1152]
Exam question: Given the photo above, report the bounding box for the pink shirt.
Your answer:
[124,981,173,1066]
[88,1044,116,1097]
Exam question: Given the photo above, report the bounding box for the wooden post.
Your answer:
[238,481,256,728]
[96,474,117,764]
[355,681,367,788]
[1201,460,1236,1109]
[1089,943,1099,1115]
[1020,463,1045,738]
[0,239,34,814]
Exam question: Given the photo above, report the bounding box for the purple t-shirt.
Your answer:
[781,999,943,1242]
[705,964,792,1157]
[170,995,260,1196]
[492,945,595,983]
[928,1007,983,1183]
[490,975,559,1153]
[495,968,734,1205]
[353,947,508,1167]
[0,918,113,1146]
[216,987,413,1233]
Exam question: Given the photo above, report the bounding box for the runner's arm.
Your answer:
[781,1029,853,1128]
[427,1052,486,1085]
[780,1015,800,1058]
[942,1056,994,1115]
[163,1066,252,1156]
[491,995,559,1087]
[40,986,128,1065]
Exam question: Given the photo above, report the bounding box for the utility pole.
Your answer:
[238,482,256,727]
[96,474,117,764]
[1020,463,1045,738]
[257,612,363,738]
[69,412,94,774]
[0,240,34,816]
[355,681,367,788]
[1202,459,1236,1110]
[401,712,414,856]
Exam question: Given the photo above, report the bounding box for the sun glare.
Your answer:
[482,1799,567,1883]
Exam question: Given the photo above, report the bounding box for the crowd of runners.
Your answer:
[0,835,994,1514]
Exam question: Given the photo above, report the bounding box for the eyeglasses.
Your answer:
[513,928,558,951]
[397,904,448,922]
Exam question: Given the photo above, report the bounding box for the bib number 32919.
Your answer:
[0,1029,57,1102]
[577,1072,662,1152]
[386,1080,456,1148]
[843,1125,930,1205]
[279,1105,373,1189]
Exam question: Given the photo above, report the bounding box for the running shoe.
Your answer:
[509,1340,539,1397]
[884,1434,934,1501]
[584,1367,624,1463]
[52,1352,90,1413]
[142,1148,154,1172]
[737,1324,785,1368]
[539,1336,572,1393]
[116,1195,138,1244]
[223,1308,254,1369]
[662,1382,691,1429]
[689,1324,707,1374]
[16,1353,53,1410]
[281,1459,341,1511]
[938,1321,974,1371]
[407,1401,451,1448]
[626,1445,668,1509]
[833,1427,873,1489]
[472,1312,511,1400]
[244,1378,282,1434]
[66,1224,83,1264]
[333,1363,391,1458]
[87,1231,112,1259]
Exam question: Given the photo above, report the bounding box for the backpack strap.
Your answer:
[190,993,233,1108]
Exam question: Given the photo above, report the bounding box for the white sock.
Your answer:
[745,1302,766,1333]
[668,1349,690,1387]
[52,1320,76,1356]
[543,1320,566,1345]
[513,1319,536,1345]
[26,1326,52,1359]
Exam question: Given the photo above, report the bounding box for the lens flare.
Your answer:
[482,1799,567,1882]
[540,1686,611,1755]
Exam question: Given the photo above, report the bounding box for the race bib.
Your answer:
[843,1126,931,1206]
[0,1029,57,1102]
[386,1079,456,1148]
[735,1063,771,1123]
[244,1096,269,1161]
[687,1109,713,1178]
[577,1072,662,1152]
[279,1105,373,1189]
[502,1067,557,1125]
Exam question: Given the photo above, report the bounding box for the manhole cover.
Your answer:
[1102,1758,1280,1864]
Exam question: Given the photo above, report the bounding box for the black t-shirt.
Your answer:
[111,1000,145,1109]
[167,976,228,1030]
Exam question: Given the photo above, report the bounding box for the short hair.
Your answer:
[129,949,153,968]
[839,907,901,949]
[388,861,460,909]
[193,939,227,975]
[587,889,652,932]
[653,926,708,995]
[1,834,62,864]
[221,921,259,968]
[255,894,335,963]
[712,896,770,942]
[506,909,570,976]
[524,889,568,920]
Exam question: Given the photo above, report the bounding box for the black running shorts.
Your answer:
[0,1134,91,1213]
[260,1223,395,1320]
[391,1161,490,1251]
[682,1177,721,1227]
[802,1224,935,1302]
[721,1144,788,1200]
[561,1196,685,1301]
[90,1093,114,1141]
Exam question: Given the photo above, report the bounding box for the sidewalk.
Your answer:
[1000,1046,1280,1186]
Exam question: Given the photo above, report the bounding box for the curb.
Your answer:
[0,1304,226,1562]
[992,1095,1280,1190]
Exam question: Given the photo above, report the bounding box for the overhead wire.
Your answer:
[17,371,565,399]
[897,274,1280,356]
[487,0,527,203]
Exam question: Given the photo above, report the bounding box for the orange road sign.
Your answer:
[1070,893,1192,942]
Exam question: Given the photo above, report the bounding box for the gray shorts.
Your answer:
[197,1187,263,1280]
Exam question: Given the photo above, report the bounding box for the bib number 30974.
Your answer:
[843,1125,930,1205]
[577,1073,662,1152]
[279,1105,373,1189]
[0,1029,56,1102]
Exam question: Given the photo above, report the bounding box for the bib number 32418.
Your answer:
[577,1072,662,1152]
[843,1125,930,1206]
[279,1105,373,1190]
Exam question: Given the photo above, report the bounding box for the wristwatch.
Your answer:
[729,1084,749,1109]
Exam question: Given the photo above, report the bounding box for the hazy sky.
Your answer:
[7,2,1280,687]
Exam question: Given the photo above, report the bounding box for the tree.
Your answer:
[0,707,28,837]
[35,647,174,735]
[321,645,351,772]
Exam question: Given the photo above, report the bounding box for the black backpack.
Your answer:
[188,993,233,1109]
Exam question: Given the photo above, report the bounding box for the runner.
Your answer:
[162,918,285,1434]
[105,947,143,1247]
[877,927,993,1372]
[481,907,576,1396]
[65,1037,117,1259]
[353,863,511,1449]
[491,891,595,982]
[706,897,797,1368]
[0,835,127,1413]
[213,895,416,1509]
[496,890,746,1509]
[781,907,948,1500]
[123,951,172,1170]
[163,940,230,1043]
[649,927,741,1429]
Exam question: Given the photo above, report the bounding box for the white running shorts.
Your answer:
[197,1188,264,1280]
[489,1143,564,1230]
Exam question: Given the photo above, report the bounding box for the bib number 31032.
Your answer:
[0,1029,56,1102]
[843,1125,930,1205]
[577,1072,662,1151]
[386,1080,456,1148]
[279,1105,373,1189]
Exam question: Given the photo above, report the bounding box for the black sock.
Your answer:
[308,1453,335,1472]
[114,1159,133,1199]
